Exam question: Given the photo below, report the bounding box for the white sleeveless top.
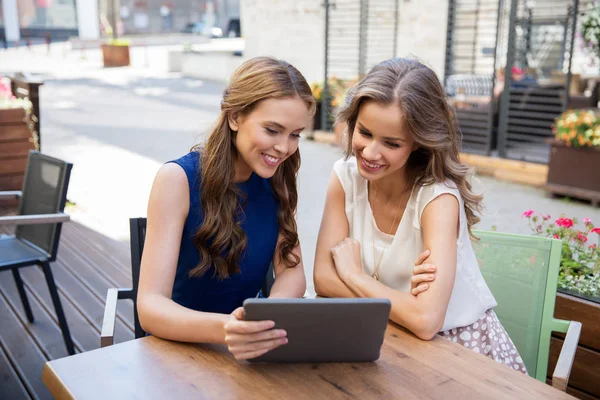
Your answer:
[334,157,497,331]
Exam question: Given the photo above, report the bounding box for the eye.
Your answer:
[265,127,278,135]
[291,133,302,139]
[359,130,372,137]
[386,142,401,149]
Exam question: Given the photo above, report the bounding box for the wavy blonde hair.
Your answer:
[191,57,316,279]
[336,58,483,238]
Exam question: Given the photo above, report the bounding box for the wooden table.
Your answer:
[42,323,574,400]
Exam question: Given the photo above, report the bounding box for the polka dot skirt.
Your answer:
[438,309,528,375]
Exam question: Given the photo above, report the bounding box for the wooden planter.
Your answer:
[548,292,600,399]
[546,140,600,206]
[0,108,34,194]
[101,44,131,68]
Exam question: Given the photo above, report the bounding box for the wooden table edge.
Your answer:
[42,360,76,400]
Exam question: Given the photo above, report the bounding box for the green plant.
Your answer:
[552,109,600,148]
[310,77,357,108]
[523,210,600,299]
[105,38,130,46]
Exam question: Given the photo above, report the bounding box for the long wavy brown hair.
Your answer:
[190,57,316,279]
[336,58,483,238]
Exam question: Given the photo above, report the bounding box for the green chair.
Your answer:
[473,230,581,390]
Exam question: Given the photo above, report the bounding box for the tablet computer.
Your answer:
[243,298,391,363]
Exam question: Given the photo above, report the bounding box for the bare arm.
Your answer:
[268,234,306,298]
[313,170,357,298]
[335,194,460,340]
[137,163,229,343]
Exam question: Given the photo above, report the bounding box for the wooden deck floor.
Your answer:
[0,213,135,400]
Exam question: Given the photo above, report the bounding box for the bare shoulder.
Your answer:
[156,162,188,183]
[148,162,190,218]
[326,168,346,204]
[421,193,460,238]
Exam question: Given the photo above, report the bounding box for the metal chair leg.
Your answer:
[41,262,75,355]
[12,268,34,323]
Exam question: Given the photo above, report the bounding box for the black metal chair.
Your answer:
[0,151,74,355]
[100,217,276,347]
[100,218,146,347]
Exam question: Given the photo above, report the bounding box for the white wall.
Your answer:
[241,0,325,84]
[1,0,20,41]
[240,0,450,83]
[395,0,449,78]
[181,51,246,81]
[76,0,101,40]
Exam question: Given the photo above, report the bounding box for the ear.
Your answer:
[228,112,239,132]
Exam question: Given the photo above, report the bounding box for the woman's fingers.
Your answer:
[414,249,431,266]
[234,344,282,361]
[412,263,436,276]
[225,329,287,345]
[231,306,245,320]
[225,307,275,334]
[411,271,436,286]
[225,319,275,334]
[229,337,288,360]
[226,306,287,361]
[411,283,429,296]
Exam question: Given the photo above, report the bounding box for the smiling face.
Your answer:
[352,100,417,183]
[230,96,310,181]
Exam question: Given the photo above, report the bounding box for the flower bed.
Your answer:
[523,211,599,300]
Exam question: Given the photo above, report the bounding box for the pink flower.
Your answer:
[522,210,535,218]
[0,77,12,97]
[543,214,551,220]
[590,244,597,250]
[576,232,588,243]
[553,234,560,239]
[591,227,600,235]
[555,218,574,228]
[583,218,592,225]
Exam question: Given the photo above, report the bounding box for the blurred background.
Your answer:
[1,1,600,399]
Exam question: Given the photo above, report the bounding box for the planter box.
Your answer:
[546,139,600,206]
[547,292,600,399]
[0,108,33,206]
[101,44,130,67]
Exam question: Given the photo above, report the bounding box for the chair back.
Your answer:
[473,230,564,381]
[16,151,72,261]
[129,218,147,338]
[128,217,275,339]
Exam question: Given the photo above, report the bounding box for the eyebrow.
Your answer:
[357,122,406,142]
[266,121,305,133]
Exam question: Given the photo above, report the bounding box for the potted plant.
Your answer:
[0,77,37,194]
[310,77,356,145]
[101,38,131,68]
[523,211,600,397]
[546,110,600,205]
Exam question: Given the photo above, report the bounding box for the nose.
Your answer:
[361,140,381,160]
[273,136,289,155]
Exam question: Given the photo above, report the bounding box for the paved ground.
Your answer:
[3,44,600,295]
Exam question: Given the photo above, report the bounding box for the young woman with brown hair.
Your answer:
[313,58,527,373]
[137,57,314,361]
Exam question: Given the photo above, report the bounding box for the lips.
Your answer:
[261,153,281,167]
[359,156,384,172]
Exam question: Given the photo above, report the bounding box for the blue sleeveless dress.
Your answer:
[167,151,279,314]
